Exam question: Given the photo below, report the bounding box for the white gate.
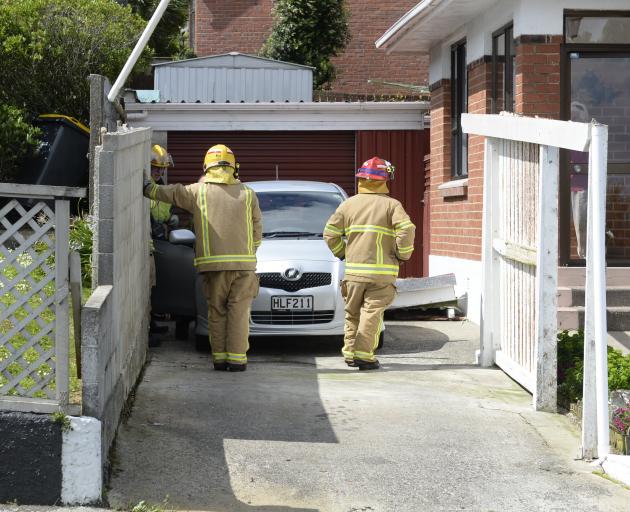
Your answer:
[462,114,606,418]
[0,184,85,414]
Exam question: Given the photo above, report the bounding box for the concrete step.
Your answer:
[558,286,630,307]
[558,267,630,287]
[558,306,630,331]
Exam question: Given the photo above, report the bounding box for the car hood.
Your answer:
[257,239,338,262]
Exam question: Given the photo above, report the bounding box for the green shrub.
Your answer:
[0,104,40,181]
[261,0,351,89]
[69,215,94,289]
[557,330,630,406]
[0,0,151,123]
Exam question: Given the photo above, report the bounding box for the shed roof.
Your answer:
[152,52,315,71]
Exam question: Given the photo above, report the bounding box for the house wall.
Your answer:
[425,0,630,322]
[193,0,428,95]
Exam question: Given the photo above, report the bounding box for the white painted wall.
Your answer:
[428,0,630,83]
[515,0,630,37]
[429,254,482,325]
[61,417,102,504]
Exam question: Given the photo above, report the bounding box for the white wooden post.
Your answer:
[480,137,500,367]
[534,145,558,412]
[591,123,609,458]
[582,132,598,458]
[55,199,70,411]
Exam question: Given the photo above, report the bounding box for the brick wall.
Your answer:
[429,59,491,261]
[514,35,562,118]
[193,0,428,94]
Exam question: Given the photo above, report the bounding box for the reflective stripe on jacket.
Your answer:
[146,181,262,272]
[323,193,415,284]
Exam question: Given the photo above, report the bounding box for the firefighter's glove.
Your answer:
[143,176,152,197]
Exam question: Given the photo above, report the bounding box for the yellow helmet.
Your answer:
[151,144,173,168]
[202,144,240,184]
[203,144,236,171]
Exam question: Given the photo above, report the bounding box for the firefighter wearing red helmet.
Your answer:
[324,157,415,370]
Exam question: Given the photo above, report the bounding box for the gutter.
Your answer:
[375,0,445,50]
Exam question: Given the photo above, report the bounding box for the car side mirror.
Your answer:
[169,229,196,246]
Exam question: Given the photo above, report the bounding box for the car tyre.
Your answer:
[376,331,384,350]
[175,317,191,340]
[195,334,211,353]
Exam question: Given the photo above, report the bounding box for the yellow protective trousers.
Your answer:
[341,280,396,363]
[201,270,259,364]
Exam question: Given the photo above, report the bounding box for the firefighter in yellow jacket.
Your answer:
[144,144,262,372]
[324,157,415,370]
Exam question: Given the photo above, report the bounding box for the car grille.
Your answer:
[257,272,332,292]
[251,310,335,325]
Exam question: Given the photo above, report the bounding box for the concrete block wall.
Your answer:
[88,126,152,466]
[192,0,428,95]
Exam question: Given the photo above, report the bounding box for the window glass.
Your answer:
[451,41,467,178]
[258,191,344,236]
[566,16,630,44]
[492,25,515,114]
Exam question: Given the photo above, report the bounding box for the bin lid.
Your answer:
[38,114,90,135]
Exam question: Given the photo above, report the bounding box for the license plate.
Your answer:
[271,296,313,311]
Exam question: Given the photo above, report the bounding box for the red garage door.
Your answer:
[167,131,356,195]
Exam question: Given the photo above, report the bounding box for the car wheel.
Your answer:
[195,334,211,353]
[376,331,384,350]
[175,317,191,340]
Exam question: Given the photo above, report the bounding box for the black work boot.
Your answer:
[355,359,380,371]
[213,362,228,371]
[227,363,247,372]
[345,358,358,367]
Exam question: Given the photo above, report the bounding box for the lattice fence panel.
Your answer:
[0,199,58,400]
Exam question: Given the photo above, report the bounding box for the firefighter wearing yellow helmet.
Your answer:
[144,144,262,371]
[149,144,178,239]
[323,157,415,370]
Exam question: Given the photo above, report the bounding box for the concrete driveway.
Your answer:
[107,321,629,511]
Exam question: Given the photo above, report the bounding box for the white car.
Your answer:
[194,180,365,350]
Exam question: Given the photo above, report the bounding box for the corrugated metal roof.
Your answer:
[153,52,313,103]
[152,52,314,70]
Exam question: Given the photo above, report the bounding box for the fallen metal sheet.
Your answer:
[389,273,457,310]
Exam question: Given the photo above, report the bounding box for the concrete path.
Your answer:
[106,321,629,512]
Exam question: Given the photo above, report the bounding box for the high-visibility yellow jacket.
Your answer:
[324,193,415,284]
[145,181,262,272]
[149,177,173,223]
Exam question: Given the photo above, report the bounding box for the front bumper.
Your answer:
[195,259,345,337]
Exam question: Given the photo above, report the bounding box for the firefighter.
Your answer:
[324,157,415,370]
[144,144,262,371]
[149,144,178,240]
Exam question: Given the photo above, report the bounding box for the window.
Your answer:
[492,24,515,113]
[565,14,630,44]
[451,40,467,178]
[259,191,344,237]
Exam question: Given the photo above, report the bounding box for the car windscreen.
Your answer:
[257,191,344,237]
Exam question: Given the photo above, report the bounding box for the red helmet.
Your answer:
[356,157,395,181]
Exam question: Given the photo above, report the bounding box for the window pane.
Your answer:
[566,16,630,44]
[258,192,344,234]
[493,33,506,113]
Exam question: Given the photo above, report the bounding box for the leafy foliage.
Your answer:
[261,0,350,89]
[0,0,151,123]
[0,104,41,181]
[557,330,630,406]
[69,215,94,288]
[125,0,194,59]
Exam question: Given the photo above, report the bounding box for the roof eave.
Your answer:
[375,0,444,52]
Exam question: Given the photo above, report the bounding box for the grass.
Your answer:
[0,243,82,404]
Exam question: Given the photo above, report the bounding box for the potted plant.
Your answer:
[610,406,630,455]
